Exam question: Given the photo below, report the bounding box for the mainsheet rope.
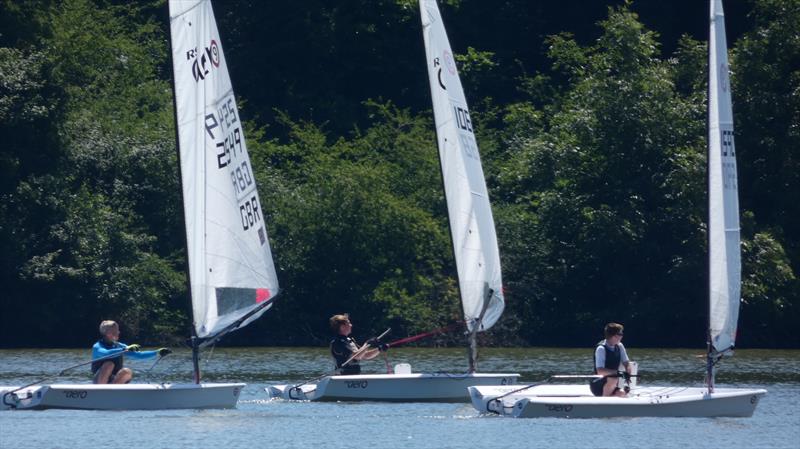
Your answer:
[385,322,463,348]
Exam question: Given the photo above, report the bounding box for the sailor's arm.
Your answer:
[126,349,159,360]
[92,342,125,359]
[355,345,380,360]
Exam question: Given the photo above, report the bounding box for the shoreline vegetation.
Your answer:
[1,0,797,349]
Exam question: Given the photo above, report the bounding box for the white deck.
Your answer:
[267,372,519,402]
[1,383,244,410]
[469,384,767,418]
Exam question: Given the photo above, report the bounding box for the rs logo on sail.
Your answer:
[186,39,220,82]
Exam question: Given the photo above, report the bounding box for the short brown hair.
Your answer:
[604,322,624,339]
[329,314,350,332]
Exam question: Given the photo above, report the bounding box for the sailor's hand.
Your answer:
[365,338,379,347]
[618,370,631,381]
[125,344,141,352]
[378,343,389,352]
[158,348,172,357]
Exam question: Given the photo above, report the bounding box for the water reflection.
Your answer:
[1,347,797,386]
[1,348,798,449]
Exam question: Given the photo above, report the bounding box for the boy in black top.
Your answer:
[329,314,385,374]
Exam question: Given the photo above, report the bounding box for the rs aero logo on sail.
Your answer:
[433,50,457,90]
[186,39,220,82]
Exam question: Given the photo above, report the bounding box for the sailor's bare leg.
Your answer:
[93,361,114,384]
[112,368,133,384]
[603,377,618,397]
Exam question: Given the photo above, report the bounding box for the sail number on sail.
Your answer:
[721,128,737,190]
[452,105,479,161]
[204,93,264,234]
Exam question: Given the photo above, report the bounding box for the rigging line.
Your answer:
[204,342,216,365]
[485,372,637,411]
[382,351,393,374]
[386,322,463,348]
[484,372,637,413]
[141,353,170,384]
[488,375,593,404]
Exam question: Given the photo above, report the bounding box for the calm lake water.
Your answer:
[0,347,798,449]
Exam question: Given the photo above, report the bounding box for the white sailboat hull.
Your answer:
[1,383,244,410]
[267,373,519,402]
[469,384,766,418]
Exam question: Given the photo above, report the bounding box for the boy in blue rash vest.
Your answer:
[91,320,172,384]
[590,322,631,397]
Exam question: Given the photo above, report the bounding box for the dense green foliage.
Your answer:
[1,0,797,349]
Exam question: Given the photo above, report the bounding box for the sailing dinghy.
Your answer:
[2,0,279,410]
[468,0,766,418]
[266,0,518,402]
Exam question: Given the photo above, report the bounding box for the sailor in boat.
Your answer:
[590,322,632,397]
[329,314,387,375]
[91,320,172,384]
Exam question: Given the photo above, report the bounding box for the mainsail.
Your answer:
[707,0,740,355]
[420,0,504,333]
[169,0,279,341]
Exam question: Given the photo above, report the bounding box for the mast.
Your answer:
[705,0,714,395]
[467,288,492,372]
[166,1,202,385]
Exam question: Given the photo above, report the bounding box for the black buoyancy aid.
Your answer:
[330,335,361,375]
[592,341,622,373]
[590,341,622,396]
[91,340,124,374]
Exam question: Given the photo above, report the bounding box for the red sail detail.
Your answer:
[255,288,271,303]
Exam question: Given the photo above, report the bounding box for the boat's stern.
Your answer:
[265,383,320,401]
[468,385,520,414]
[1,386,47,410]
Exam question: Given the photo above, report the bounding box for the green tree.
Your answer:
[2,0,185,345]
[494,6,708,346]
[732,0,800,345]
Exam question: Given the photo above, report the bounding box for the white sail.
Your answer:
[708,0,740,354]
[169,0,279,339]
[420,0,504,332]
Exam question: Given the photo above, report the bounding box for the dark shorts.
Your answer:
[339,365,361,375]
[590,377,605,396]
[590,377,621,396]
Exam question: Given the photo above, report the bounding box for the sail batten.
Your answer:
[708,0,740,355]
[420,0,504,333]
[169,0,279,341]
